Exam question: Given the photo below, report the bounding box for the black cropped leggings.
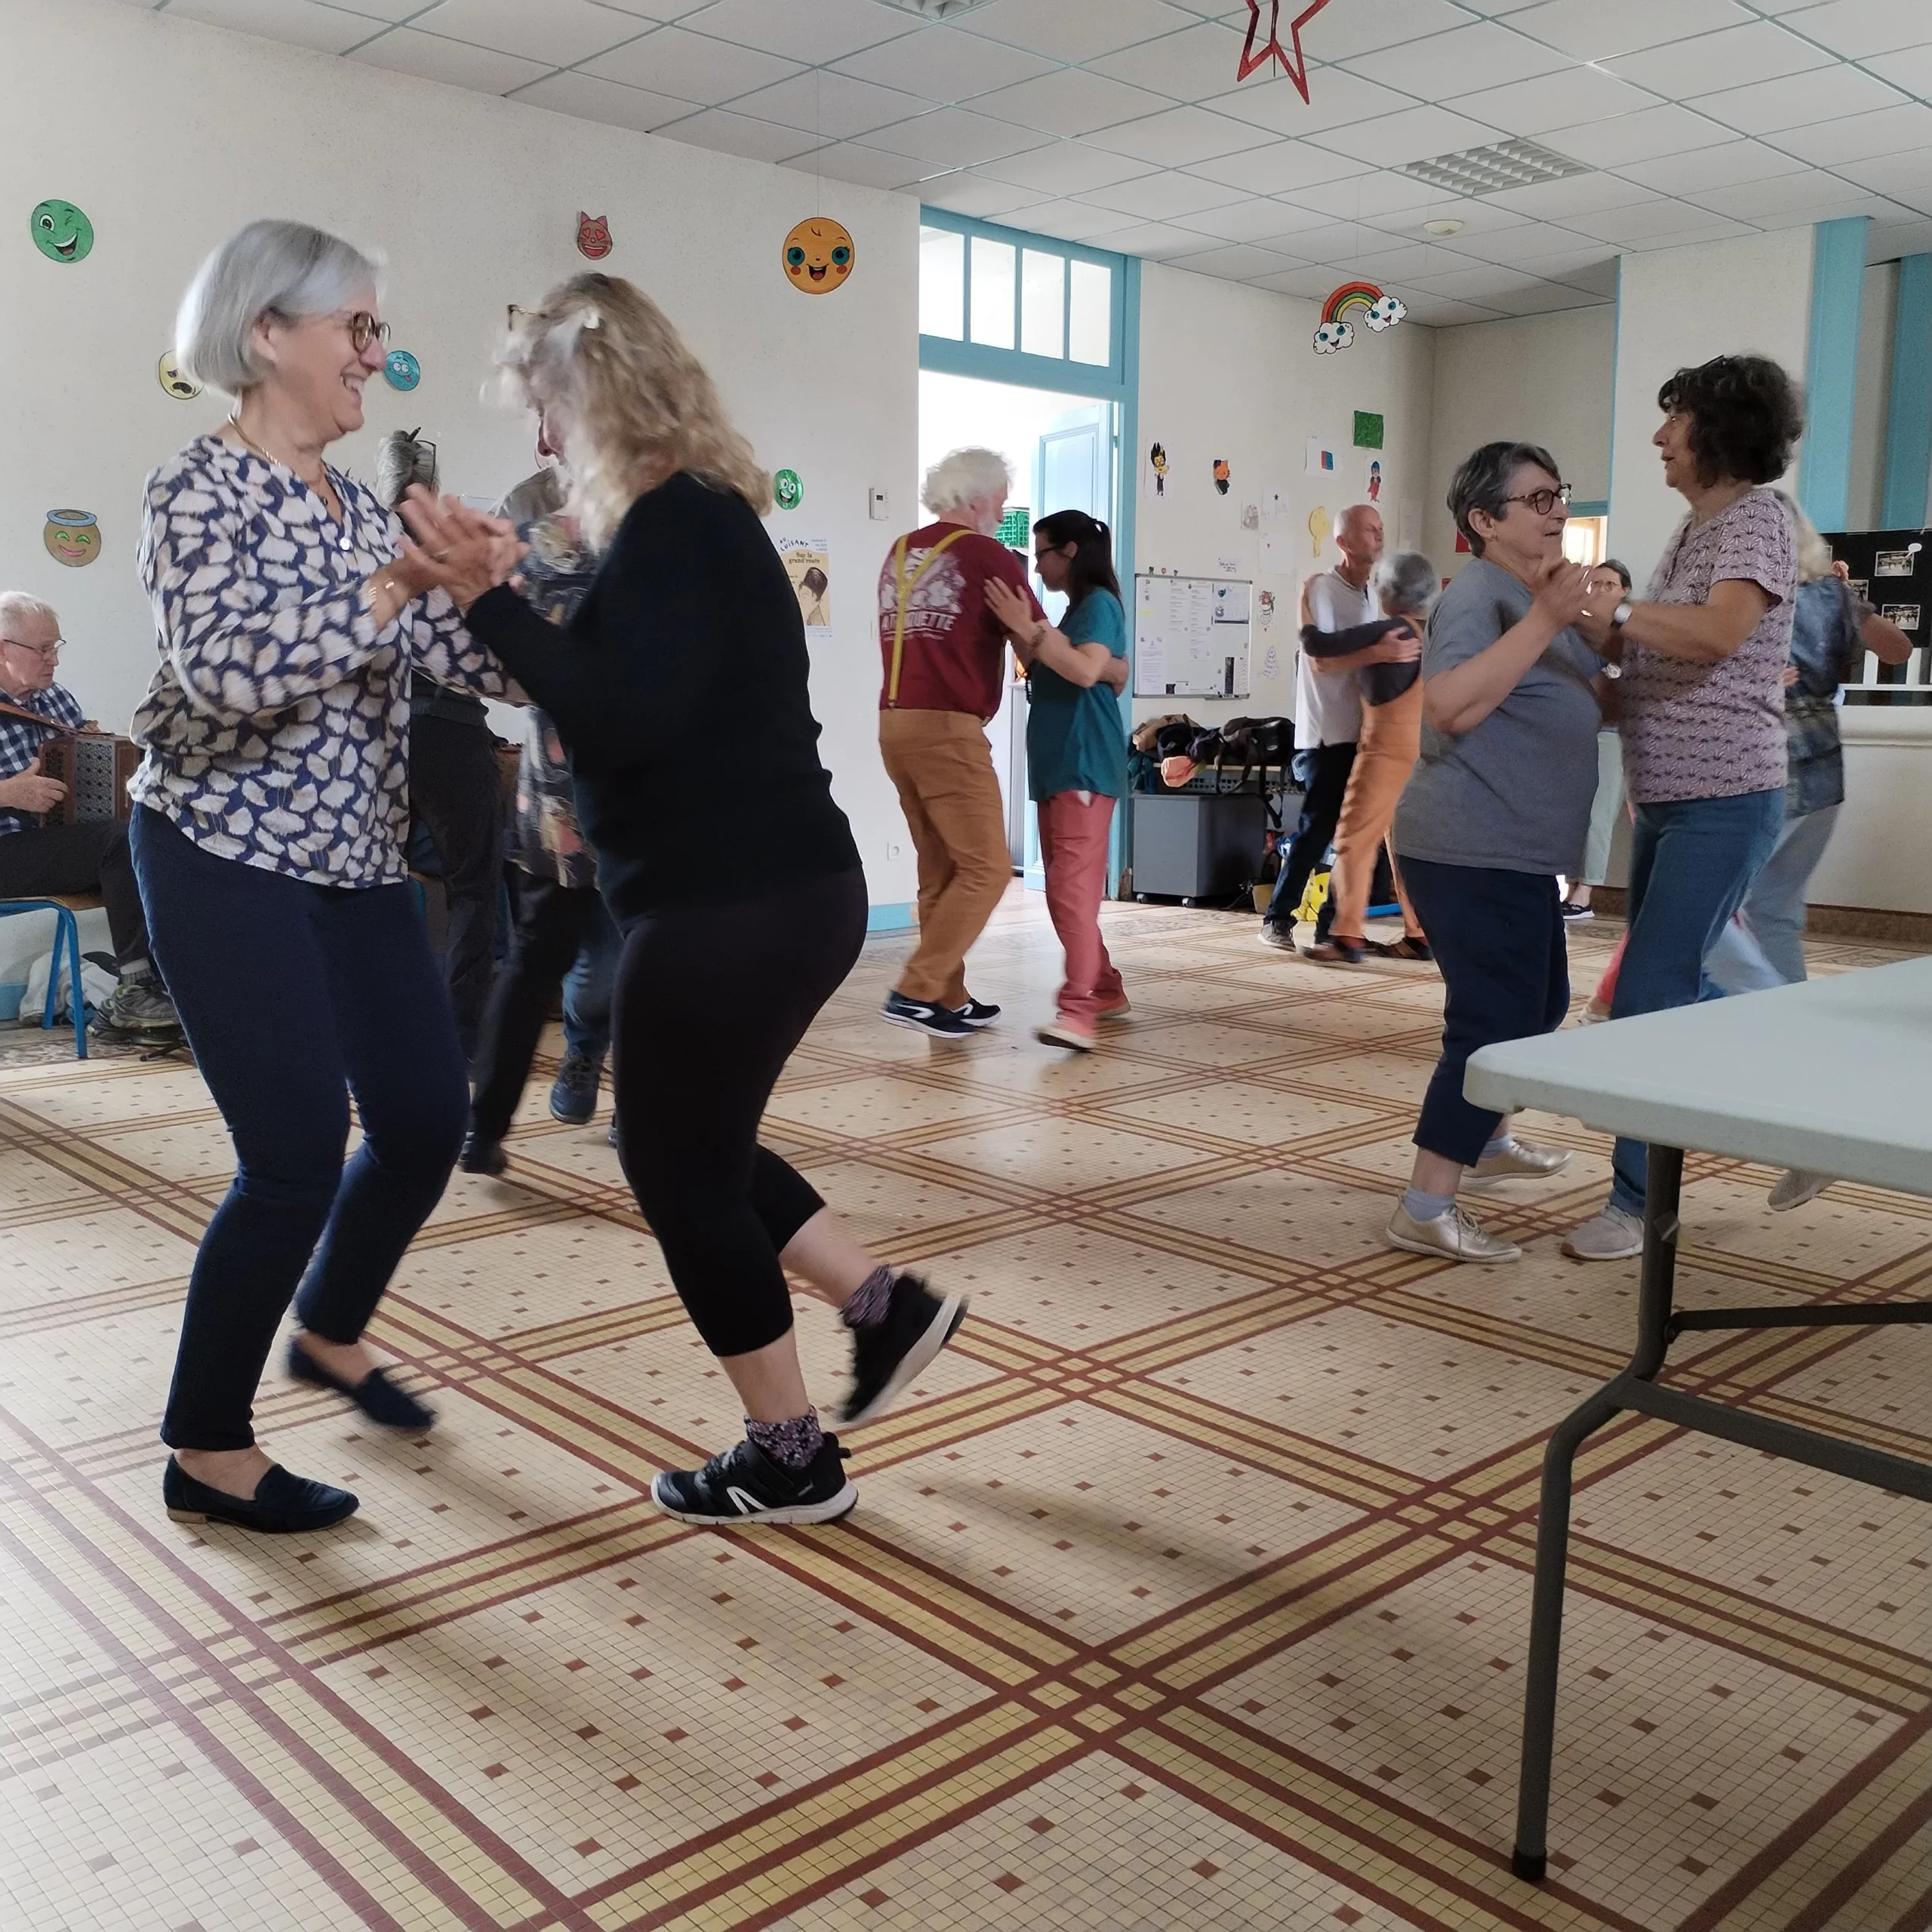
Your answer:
[611,868,866,1358]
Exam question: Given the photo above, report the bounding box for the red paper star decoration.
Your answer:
[1238,0,1334,100]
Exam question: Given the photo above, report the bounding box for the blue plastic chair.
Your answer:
[0,895,93,1057]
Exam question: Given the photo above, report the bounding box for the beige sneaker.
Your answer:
[1384,1203,1521,1264]
[1095,998,1132,1022]
[1767,1168,1831,1211]
[1561,1204,1644,1260]
[1035,1019,1097,1053]
[1463,1139,1572,1190]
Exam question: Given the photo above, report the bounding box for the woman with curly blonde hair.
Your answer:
[406,275,965,1527]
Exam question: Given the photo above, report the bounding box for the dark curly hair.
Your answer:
[1657,355,1804,488]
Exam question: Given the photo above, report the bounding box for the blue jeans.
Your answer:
[1400,857,1569,1167]
[131,807,468,1450]
[1608,788,1784,1215]
[1265,742,1355,930]
[562,892,620,1060]
[1703,803,1838,995]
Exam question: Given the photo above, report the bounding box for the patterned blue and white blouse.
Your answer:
[131,432,511,888]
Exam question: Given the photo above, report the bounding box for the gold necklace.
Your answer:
[226,414,329,493]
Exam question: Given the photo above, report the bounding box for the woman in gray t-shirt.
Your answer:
[1383,441,1603,1267]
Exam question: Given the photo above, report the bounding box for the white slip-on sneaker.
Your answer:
[1767,1168,1832,1211]
[1561,1204,1644,1261]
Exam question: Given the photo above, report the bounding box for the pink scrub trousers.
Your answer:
[1037,790,1124,1033]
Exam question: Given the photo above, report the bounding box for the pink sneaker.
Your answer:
[1094,997,1132,1022]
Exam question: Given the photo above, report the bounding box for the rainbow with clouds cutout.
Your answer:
[1312,280,1407,353]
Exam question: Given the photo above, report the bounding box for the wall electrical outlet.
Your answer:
[886,840,903,861]
[869,488,890,521]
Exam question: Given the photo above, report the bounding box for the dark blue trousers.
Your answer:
[131,808,467,1451]
[1399,855,1569,1168]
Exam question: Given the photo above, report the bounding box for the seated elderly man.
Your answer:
[0,592,176,1034]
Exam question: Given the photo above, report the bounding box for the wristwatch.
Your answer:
[1611,598,1632,634]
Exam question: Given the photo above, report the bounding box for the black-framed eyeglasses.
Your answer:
[1499,483,1572,516]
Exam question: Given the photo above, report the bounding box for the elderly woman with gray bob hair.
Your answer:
[1380,441,1602,1266]
[129,218,514,1535]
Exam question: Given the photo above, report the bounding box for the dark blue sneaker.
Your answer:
[881,991,974,1040]
[957,999,1001,1029]
[549,1048,602,1124]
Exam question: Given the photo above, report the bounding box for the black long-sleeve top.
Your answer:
[1300,614,1420,707]
[463,472,860,923]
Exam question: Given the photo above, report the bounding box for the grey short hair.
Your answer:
[176,219,381,396]
[0,592,59,637]
[374,429,438,509]
[1447,440,1561,557]
[1373,551,1436,618]
[922,446,1011,516]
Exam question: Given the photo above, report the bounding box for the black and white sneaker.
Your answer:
[649,1435,857,1527]
[956,999,1001,1029]
[837,1275,967,1428]
[881,991,974,1040]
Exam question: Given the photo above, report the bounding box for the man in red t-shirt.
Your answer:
[878,449,1132,1040]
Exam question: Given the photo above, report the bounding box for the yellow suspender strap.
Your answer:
[886,526,972,706]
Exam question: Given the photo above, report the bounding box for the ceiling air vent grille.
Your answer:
[1397,137,1593,197]
[873,0,997,17]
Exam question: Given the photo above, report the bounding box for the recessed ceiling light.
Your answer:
[1423,219,1466,237]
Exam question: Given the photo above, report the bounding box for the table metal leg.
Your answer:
[1512,1146,1682,1882]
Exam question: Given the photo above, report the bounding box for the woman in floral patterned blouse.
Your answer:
[133,220,518,1535]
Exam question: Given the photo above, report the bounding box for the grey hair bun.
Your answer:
[375,427,438,508]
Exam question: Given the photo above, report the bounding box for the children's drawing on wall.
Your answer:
[1262,643,1280,679]
[45,509,100,567]
[1258,589,1277,633]
[783,217,856,294]
[30,198,93,263]
[774,469,803,510]
[1308,505,1331,558]
[158,352,201,399]
[777,536,831,628]
[384,349,421,392]
[1146,441,1174,500]
[576,212,613,260]
[1364,457,1383,502]
[1352,410,1385,450]
[1305,437,1337,477]
[1212,457,1231,496]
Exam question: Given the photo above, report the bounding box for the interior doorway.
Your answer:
[918,368,1118,881]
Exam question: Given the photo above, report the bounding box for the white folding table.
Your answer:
[1464,957,1932,1882]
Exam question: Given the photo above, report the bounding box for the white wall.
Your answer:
[2,0,921,908]
[1424,305,1615,580]
[1609,229,1814,589]
[1133,261,1436,731]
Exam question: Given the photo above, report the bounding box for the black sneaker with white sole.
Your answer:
[956,999,1001,1029]
[650,1435,856,1526]
[837,1274,967,1428]
[881,990,974,1039]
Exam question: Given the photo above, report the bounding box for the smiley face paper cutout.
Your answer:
[783,218,854,294]
[45,509,101,568]
[30,199,93,263]
[384,349,421,391]
[158,351,201,400]
[576,212,613,260]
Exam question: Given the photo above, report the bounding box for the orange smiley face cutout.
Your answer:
[783,217,854,294]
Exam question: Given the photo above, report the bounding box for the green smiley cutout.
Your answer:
[30,199,94,263]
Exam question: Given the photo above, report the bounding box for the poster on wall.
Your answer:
[1304,436,1337,478]
[776,535,830,628]
[1144,440,1177,501]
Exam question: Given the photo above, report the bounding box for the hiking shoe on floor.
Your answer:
[1258,922,1297,951]
[1562,1204,1644,1261]
[838,1275,967,1429]
[457,1129,507,1177]
[650,1435,856,1527]
[1385,1204,1521,1264]
[1464,1139,1572,1189]
[1768,1168,1832,1211]
[957,999,1001,1029]
[549,1048,602,1124]
[93,978,180,1035]
[882,991,974,1039]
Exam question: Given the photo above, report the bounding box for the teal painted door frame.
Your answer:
[1799,216,1869,534]
[1881,252,1932,530]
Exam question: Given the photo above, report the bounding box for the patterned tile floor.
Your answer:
[2,891,1927,1931]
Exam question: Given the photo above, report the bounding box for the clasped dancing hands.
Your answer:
[398,488,528,611]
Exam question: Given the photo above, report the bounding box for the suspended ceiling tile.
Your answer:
[1177,196,1339,243]
[1567,196,1759,243]
[347,26,549,92]
[1482,171,1665,217]
[588,0,715,18]
[992,198,1144,242]
[1083,104,1278,167]
[1481,279,1613,313]
[859,105,1054,168]
[782,142,931,191]
[973,142,1159,195]
[654,106,823,163]
[675,0,917,65]
[1616,139,1813,194]
[1247,263,1355,299]
[1358,195,1534,240]
[1342,22,1572,97]
[727,69,934,140]
[1770,102,1932,165]
[1866,214,1932,257]
[971,67,1174,137]
[1088,20,1257,103]
[1692,169,1887,217]
[1401,261,1547,298]
[831,23,1054,101]
[1832,149,1932,212]
[1075,171,1247,222]
[1289,171,1466,222]
[281,0,426,20]
[1180,142,1371,196]
[1556,257,1621,294]
[163,0,382,55]
[1203,68,1414,138]
[1622,219,1764,250]
[1863,43,1932,94]
[408,0,643,65]
[1536,105,1736,169]
[511,69,694,133]
[1298,0,1474,63]
[1303,105,1510,167]
[582,23,803,102]
[1505,0,1752,63]
[1447,66,1658,138]
[1167,242,1306,281]
[1434,225,1607,264]
[1091,219,1223,258]
[1388,291,1510,323]
[1606,19,1835,91]
[1766,0,1932,60]
[956,0,1199,63]
[1690,63,1909,138]
[915,172,1043,217]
